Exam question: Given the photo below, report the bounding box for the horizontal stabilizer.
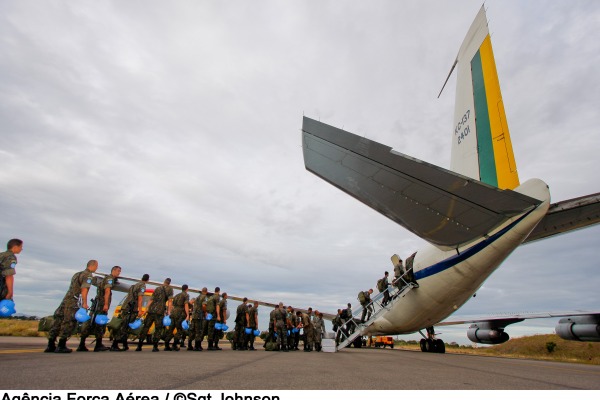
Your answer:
[523,193,600,244]
[302,116,541,248]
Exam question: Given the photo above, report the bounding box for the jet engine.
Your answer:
[555,315,600,342]
[467,323,510,344]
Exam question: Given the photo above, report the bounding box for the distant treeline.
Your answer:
[3,315,39,321]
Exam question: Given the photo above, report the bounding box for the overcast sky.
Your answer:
[1,0,599,345]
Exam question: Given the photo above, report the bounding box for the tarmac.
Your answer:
[1,337,599,390]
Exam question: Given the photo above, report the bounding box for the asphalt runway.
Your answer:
[1,337,599,390]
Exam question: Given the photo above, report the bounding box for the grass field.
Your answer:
[0,319,45,337]
[393,334,600,365]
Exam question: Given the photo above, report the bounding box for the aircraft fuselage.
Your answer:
[365,178,551,335]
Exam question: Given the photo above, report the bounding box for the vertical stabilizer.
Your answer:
[450,7,519,190]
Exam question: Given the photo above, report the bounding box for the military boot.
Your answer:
[135,339,143,351]
[172,339,180,351]
[207,340,214,350]
[187,339,194,351]
[44,338,56,353]
[164,340,173,351]
[94,339,110,352]
[76,337,89,352]
[214,340,222,350]
[109,339,124,351]
[152,341,160,352]
[194,340,203,351]
[54,338,72,353]
[121,339,129,351]
[282,344,289,352]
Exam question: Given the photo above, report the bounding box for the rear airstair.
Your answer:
[335,273,417,350]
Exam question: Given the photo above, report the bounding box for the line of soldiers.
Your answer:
[264,303,326,352]
[43,261,237,353]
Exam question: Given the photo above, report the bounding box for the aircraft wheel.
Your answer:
[420,339,427,352]
[390,344,394,349]
[435,339,445,354]
[424,339,434,352]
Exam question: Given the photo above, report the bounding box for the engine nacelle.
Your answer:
[467,323,510,345]
[555,315,600,342]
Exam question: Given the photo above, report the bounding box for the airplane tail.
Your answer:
[449,6,519,190]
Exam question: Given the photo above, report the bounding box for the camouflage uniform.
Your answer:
[113,280,146,349]
[302,312,314,351]
[286,310,294,350]
[137,284,170,351]
[233,302,247,350]
[206,293,220,350]
[48,269,94,350]
[165,291,189,349]
[79,274,114,350]
[359,290,373,323]
[215,296,227,350]
[246,306,258,350]
[312,314,325,351]
[0,250,17,300]
[270,307,286,351]
[190,293,208,350]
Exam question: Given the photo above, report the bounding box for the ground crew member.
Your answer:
[302,308,314,352]
[206,287,221,350]
[378,271,391,306]
[135,277,172,352]
[313,311,325,352]
[359,289,374,323]
[78,265,121,352]
[189,287,208,351]
[111,273,149,351]
[246,301,258,351]
[0,238,23,301]
[165,284,190,351]
[233,297,248,350]
[214,292,228,351]
[45,260,98,353]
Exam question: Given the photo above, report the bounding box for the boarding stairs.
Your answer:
[335,272,417,350]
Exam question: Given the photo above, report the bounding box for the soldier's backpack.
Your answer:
[377,278,386,292]
[357,291,366,304]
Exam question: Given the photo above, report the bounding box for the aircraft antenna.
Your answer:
[437,58,458,98]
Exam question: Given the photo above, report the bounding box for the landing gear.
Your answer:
[419,327,445,353]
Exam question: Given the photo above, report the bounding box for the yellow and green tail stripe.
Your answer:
[471,35,520,190]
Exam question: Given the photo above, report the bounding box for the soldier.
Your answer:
[378,271,391,306]
[77,265,121,352]
[165,284,190,351]
[206,287,221,350]
[189,287,208,351]
[301,308,314,352]
[359,289,374,323]
[313,311,325,352]
[333,309,348,345]
[0,239,23,301]
[233,297,248,350]
[135,278,173,352]
[45,260,98,353]
[215,292,228,351]
[344,303,355,334]
[246,301,259,351]
[393,256,404,290]
[111,273,149,351]
[269,304,285,351]
[183,297,195,350]
[285,306,296,350]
